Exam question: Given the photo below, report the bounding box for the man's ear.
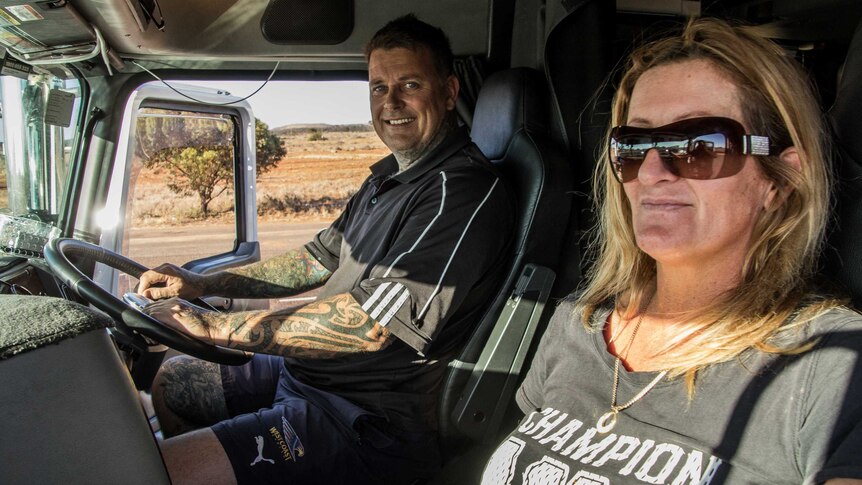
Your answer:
[445,74,459,111]
[764,146,802,210]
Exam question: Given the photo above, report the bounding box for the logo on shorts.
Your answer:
[282,416,305,460]
[250,436,275,466]
[267,417,305,462]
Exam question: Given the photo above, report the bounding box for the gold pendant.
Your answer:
[596,410,618,434]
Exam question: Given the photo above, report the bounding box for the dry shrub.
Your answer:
[129,183,234,225]
[257,191,354,220]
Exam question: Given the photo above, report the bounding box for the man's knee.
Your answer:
[153,355,229,429]
[161,428,237,485]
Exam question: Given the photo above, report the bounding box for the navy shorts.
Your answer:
[211,354,440,485]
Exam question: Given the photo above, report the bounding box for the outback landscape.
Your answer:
[129,124,389,228]
[122,124,389,307]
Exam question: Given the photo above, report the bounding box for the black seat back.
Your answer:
[543,0,615,291]
[472,68,572,270]
[826,18,862,308]
[436,67,572,446]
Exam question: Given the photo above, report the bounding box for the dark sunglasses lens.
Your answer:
[610,134,655,182]
[609,118,745,182]
[674,133,729,180]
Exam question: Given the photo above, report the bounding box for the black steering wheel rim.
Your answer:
[44,237,250,365]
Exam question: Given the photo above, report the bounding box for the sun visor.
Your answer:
[0,1,95,60]
[260,0,354,45]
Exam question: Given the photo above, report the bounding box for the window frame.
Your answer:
[95,83,260,295]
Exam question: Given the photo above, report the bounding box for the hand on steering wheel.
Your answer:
[44,238,250,365]
[139,263,207,301]
[143,297,217,342]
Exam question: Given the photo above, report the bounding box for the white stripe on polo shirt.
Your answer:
[417,177,500,321]
[361,281,391,313]
[382,172,449,278]
[379,288,411,326]
[369,283,406,320]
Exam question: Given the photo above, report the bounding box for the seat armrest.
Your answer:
[451,264,555,443]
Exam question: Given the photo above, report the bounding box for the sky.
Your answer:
[184,80,373,129]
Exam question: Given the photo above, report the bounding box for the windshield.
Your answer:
[0,72,81,257]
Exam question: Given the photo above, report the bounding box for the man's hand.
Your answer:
[144,297,216,343]
[139,264,207,300]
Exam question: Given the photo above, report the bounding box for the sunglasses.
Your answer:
[608,117,778,183]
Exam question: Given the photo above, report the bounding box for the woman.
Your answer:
[482,18,862,484]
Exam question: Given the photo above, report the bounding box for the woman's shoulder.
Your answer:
[542,297,578,338]
[767,305,862,353]
[549,295,613,324]
[774,305,862,375]
[539,295,614,345]
[553,295,579,314]
[804,305,862,337]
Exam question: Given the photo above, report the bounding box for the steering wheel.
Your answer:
[44,237,250,365]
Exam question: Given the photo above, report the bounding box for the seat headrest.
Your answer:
[831,18,862,167]
[471,68,548,160]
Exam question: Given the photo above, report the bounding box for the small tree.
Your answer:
[257,119,287,174]
[308,128,327,141]
[165,145,231,216]
[136,114,286,217]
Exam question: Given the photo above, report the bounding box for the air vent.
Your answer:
[260,0,354,45]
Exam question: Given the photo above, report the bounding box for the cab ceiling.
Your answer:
[71,0,491,71]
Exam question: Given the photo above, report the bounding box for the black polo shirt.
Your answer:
[292,127,514,431]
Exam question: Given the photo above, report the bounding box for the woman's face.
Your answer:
[622,59,776,270]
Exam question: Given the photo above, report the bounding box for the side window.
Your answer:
[107,80,389,309]
[0,75,81,219]
[117,108,239,295]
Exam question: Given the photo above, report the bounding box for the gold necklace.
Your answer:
[596,300,668,434]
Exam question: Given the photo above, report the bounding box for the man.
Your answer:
[139,14,514,485]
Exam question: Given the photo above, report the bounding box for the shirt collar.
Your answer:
[368,126,472,183]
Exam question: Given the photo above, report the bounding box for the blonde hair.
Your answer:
[576,17,843,392]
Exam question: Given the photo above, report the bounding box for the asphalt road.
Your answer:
[127,221,330,270]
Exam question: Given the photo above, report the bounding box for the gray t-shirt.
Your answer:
[482,299,862,484]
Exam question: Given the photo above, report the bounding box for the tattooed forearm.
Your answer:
[203,247,332,299]
[201,293,392,359]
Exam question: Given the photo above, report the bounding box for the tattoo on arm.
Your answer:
[204,247,331,299]
[157,357,228,437]
[202,293,393,359]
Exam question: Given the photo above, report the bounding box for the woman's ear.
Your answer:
[779,146,802,172]
[764,146,802,210]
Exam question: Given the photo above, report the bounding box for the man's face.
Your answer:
[368,46,459,161]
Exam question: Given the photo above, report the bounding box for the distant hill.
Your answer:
[274,123,375,135]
